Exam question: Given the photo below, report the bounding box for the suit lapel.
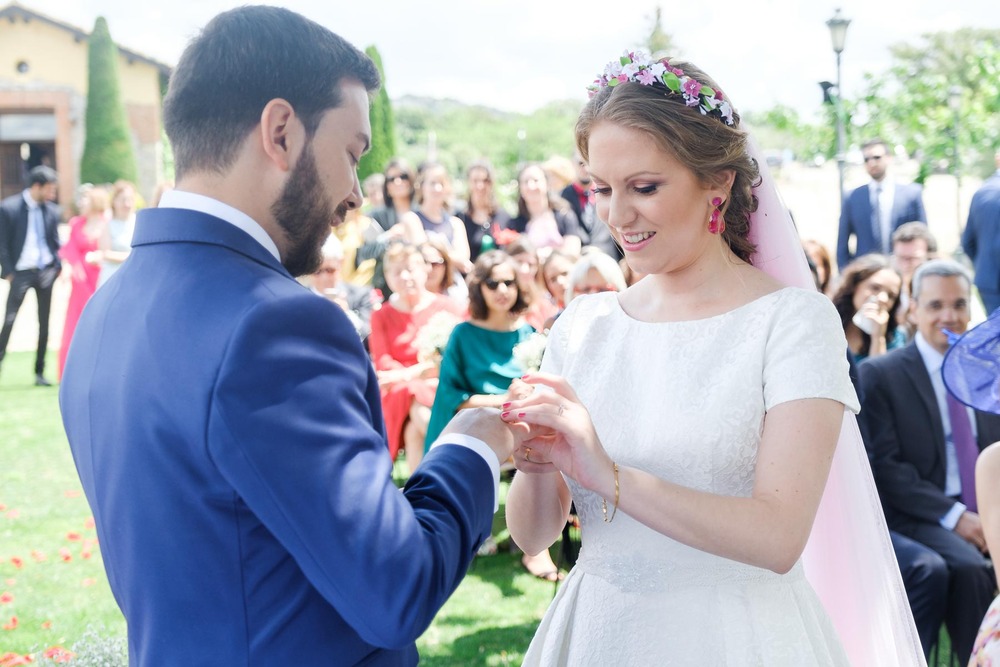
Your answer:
[898,344,947,462]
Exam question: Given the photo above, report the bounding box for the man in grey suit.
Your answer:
[961,149,1000,314]
[0,165,61,385]
[837,138,927,269]
[859,259,1000,662]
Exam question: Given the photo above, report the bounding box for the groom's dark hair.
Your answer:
[163,6,379,179]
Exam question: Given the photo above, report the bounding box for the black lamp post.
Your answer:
[826,9,851,206]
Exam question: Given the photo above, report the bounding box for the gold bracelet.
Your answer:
[602,462,620,523]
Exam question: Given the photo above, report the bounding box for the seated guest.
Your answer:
[396,162,472,274]
[310,235,376,347]
[858,259,1000,663]
[505,163,583,255]
[540,250,575,313]
[504,236,559,332]
[369,242,464,472]
[831,254,904,363]
[457,160,511,262]
[565,248,627,302]
[891,221,937,336]
[425,250,562,580]
[421,237,468,309]
[802,238,834,295]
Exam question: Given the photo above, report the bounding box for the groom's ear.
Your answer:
[259,98,305,173]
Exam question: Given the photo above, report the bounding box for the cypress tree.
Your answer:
[358,45,396,183]
[80,17,138,185]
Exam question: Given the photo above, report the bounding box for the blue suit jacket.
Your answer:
[962,173,1000,293]
[60,208,496,665]
[836,181,926,269]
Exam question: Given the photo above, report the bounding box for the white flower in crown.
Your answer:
[587,50,736,127]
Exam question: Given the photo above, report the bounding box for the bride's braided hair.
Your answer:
[575,58,760,264]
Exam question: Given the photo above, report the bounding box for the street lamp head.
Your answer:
[819,81,836,104]
[826,8,851,55]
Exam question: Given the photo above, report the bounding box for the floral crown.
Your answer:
[588,50,735,127]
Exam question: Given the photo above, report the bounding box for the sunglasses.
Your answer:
[314,267,338,275]
[387,173,411,183]
[484,278,517,290]
[863,154,886,163]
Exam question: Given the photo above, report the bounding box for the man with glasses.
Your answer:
[837,138,927,269]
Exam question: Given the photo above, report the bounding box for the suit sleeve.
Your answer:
[858,359,957,524]
[911,186,927,223]
[0,203,13,278]
[207,294,495,649]
[836,192,852,270]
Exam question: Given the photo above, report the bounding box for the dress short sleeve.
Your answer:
[763,289,860,413]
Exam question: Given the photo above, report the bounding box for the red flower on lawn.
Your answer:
[83,517,95,530]
[58,548,71,563]
[65,532,82,542]
[42,647,75,663]
[0,503,6,511]
[40,621,51,630]
[4,510,20,519]
[0,652,33,666]
[29,551,45,563]
[0,592,12,604]
[2,615,18,630]
[9,557,22,569]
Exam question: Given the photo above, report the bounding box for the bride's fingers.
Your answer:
[519,372,582,404]
[514,445,558,473]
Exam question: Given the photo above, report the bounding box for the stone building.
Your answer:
[0,1,170,211]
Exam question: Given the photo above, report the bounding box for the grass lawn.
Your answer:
[1,350,964,665]
[0,350,558,664]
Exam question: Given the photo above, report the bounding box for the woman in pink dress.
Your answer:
[368,242,465,472]
[58,185,109,379]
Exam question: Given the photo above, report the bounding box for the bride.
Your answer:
[502,51,923,666]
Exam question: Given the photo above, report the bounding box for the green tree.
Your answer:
[855,29,1000,179]
[358,45,397,183]
[79,17,138,185]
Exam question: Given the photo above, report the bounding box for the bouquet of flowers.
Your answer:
[415,311,463,365]
[513,331,549,374]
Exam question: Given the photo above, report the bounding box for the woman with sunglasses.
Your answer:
[426,249,563,579]
[369,158,416,232]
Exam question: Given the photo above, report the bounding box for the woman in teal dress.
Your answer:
[425,250,563,579]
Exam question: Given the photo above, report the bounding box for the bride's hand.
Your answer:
[501,372,613,491]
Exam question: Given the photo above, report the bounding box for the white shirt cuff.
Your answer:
[940,501,966,530]
[430,433,500,512]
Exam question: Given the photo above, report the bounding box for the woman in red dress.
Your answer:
[58,185,109,378]
[368,242,465,472]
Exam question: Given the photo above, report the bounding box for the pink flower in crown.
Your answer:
[635,68,658,85]
[616,74,628,84]
[604,59,624,79]
[682,77,702,98]
[622,61,642,79]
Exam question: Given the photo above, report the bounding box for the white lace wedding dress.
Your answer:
[522,287,861,666]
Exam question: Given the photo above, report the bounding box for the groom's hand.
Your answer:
[440,407,520,465]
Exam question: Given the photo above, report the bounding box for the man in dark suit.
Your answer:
[0,165,61,385]
[837,138,927,269]
[59,8,519,664]
[859,258,1000,662]
[961,149,1000,314]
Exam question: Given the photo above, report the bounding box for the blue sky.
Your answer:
[19,0,1000,119]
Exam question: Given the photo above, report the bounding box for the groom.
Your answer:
[60,7,515,665]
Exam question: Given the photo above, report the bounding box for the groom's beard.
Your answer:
[272,143,344,278]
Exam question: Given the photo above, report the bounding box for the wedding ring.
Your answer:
[557,404,566,416]
[524,448,533,463]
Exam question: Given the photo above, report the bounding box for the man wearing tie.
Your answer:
[0,165,61,385]
[837,138,927,269]
[859,259,1000,662]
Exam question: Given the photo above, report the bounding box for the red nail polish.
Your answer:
[500,411,510,419]
[502,402,511,409]
[517,412,526,418]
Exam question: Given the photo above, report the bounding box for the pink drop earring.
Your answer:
[708,197,725,234]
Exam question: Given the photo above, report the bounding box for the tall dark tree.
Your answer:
[358,45,397,183]
[80,17,138,185]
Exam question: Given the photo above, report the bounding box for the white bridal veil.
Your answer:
[747,138,926,666]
